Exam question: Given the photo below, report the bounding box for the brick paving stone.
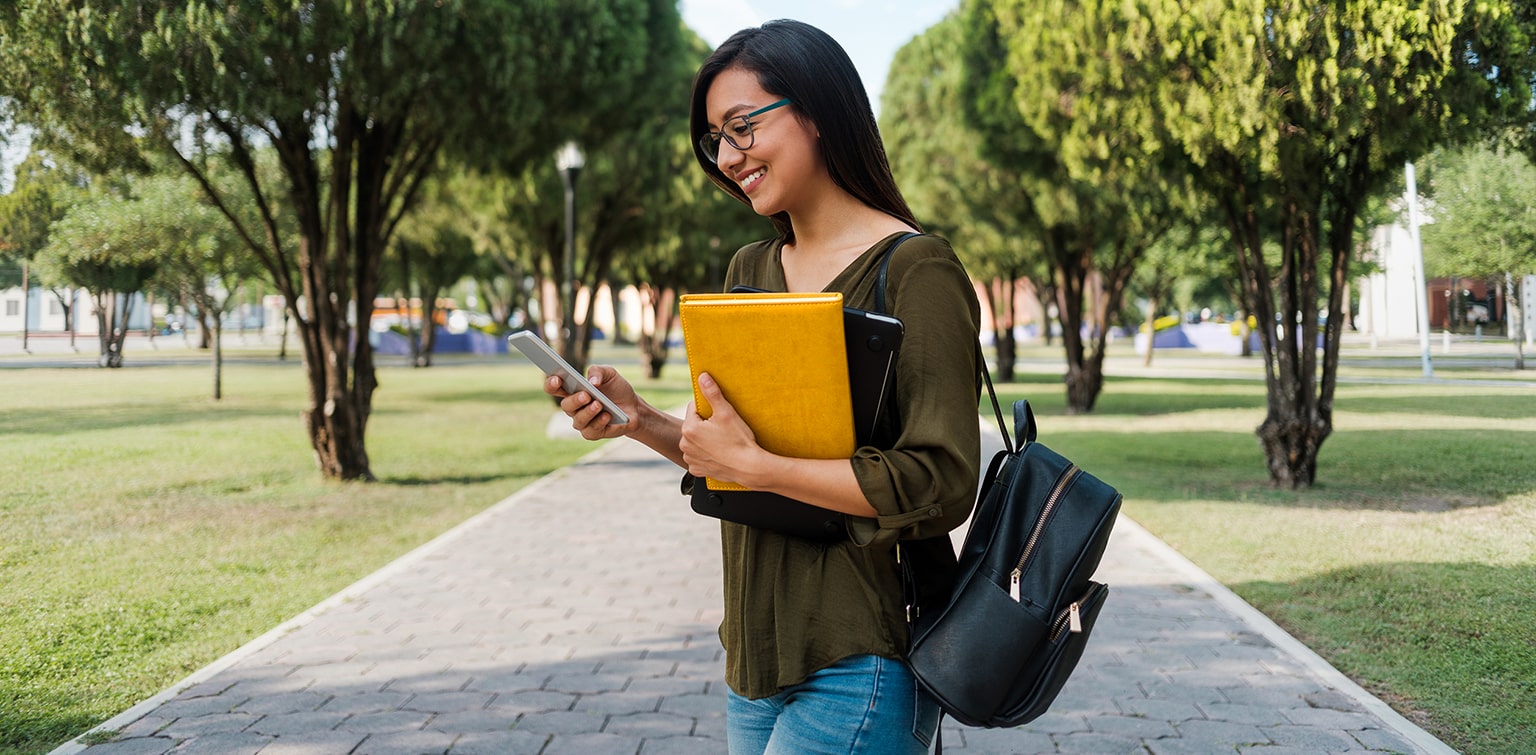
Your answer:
[1174,719,1272,747]
[575,692,664,715]
[539,732,644,755]
[400,690,495,714]
[162,732,270,754]
[352,729,456,755]
[1282,707,1381,730]
[638,735,730,755]
[248,732,367,755]
[423,709,514,734]
[1200,702,1292,726]
[485,689,578,715]
[112,715,174,740]
[443,730,548,755]
[1351,726,1420,752]
[1261,724,1364,751]
[243,712,347,736]
[230,691,329,716]
[1054,731,1150,754]
[1086,714,1179,739]
[602,712,700,738]
[505,710,609,737]
[948,727,1056,754]
[335,710,432,733]
[69,740,178,755]
[315,691,413,715]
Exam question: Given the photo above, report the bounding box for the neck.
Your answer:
[785,191,908,253]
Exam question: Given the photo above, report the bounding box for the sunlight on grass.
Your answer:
[0,351,691,755]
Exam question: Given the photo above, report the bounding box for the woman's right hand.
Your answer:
[545,364,639,441]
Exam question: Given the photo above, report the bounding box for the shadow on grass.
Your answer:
[1049,427,1535,510]
[0,405,290,437]
[1237,561,1536,754]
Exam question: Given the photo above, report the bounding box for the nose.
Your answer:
[715,137,746,172]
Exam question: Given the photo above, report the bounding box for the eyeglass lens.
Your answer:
[700,99,791,163]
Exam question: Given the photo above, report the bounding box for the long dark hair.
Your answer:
[689,19,919,242]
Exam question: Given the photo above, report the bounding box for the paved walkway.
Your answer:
[55,428,1455,755]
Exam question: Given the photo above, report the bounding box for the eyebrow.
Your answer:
[712,103,762,129]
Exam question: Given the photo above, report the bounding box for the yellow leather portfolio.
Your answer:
[678,291,855,491]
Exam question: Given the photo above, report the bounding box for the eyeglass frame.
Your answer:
[699,98,793,164]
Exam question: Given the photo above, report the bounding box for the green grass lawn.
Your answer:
[2,341,1532,754]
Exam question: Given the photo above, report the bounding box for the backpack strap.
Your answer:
[873,231,920,315]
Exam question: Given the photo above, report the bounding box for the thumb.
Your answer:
[695,372,731,419]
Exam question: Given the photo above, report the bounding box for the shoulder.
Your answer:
[886,233,978,317]
[886,233,967,283]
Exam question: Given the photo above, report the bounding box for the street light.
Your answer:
[556,141,584,358]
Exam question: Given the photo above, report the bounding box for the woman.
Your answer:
[547,19,981,754]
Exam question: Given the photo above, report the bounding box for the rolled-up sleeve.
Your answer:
[849,252,982,546]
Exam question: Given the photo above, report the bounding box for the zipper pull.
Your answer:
[1009,569,1021,602]
[1068,601,1082,633]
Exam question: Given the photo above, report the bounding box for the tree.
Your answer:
[36,187,160,366]
[0,152,84,348]
[134,170,264,397]
[1,0,667,480]
[1421,143,1536,367]
[882,11,1047,381]
[498,2,689,376]
[387,171,482,368]
[1145,0,1532,487]
[959,0,1191,412]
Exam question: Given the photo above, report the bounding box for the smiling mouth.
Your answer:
[740,167,766,192]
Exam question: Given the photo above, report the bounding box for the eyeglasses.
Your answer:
[699,99,792,164]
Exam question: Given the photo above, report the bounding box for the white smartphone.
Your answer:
[507,331,630,425]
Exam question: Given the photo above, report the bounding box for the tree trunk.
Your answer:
[988,276,1018,382]
[1255,411,1329,488]
[21,261,30,352]
[1142,294,1158,367]
[640,284,675,379]
[418,285,441,368]
[213,316,224,400]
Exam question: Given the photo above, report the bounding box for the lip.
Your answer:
[736,166,767,195]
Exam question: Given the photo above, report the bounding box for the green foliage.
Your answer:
[0,153,84,265]
[1420,144,1536,279]
[36,189,159,297]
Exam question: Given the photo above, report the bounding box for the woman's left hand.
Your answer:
[680,372,768,487]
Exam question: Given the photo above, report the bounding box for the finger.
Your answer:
[695,372,731,419]
[544,374,568,397]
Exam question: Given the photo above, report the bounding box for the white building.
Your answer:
[0,285,151,335]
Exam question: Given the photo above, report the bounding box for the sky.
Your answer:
[679,0,957,114]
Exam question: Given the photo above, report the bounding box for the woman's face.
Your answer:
[703,66,825,219]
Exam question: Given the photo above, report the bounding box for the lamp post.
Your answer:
[556,141,584,360]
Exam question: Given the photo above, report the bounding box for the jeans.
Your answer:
[726,654,940,755]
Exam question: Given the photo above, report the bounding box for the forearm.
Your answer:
[736,455,878,518]
[628,401,688,469]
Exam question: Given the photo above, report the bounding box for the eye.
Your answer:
[726,117,753,139]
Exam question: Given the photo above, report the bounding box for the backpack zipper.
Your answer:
[1009,464,1081,602]
[1048,583,1103,641]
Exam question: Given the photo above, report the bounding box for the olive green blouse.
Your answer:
[715,232,982,699]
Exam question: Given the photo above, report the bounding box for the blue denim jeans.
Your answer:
[726,654,940,755]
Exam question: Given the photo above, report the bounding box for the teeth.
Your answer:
[741,168,765,189]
